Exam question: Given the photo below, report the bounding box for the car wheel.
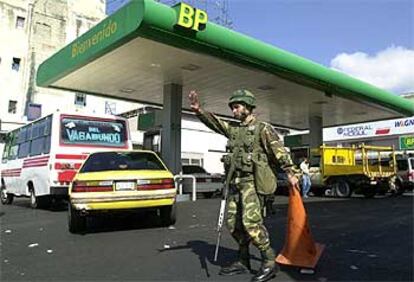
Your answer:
[160,204,176,226]
[332,180,352,198]
[68,204,86,234]
[1,184,13,205]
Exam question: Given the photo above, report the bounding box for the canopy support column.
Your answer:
[309,115,323,165]
[161,83,182,174]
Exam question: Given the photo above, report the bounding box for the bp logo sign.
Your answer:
[400,136,414,150]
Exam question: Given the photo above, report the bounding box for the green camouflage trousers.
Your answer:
[226,180,271,251]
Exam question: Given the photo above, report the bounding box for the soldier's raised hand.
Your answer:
[189,90,201,113]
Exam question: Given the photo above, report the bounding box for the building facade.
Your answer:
[0,0,139,137]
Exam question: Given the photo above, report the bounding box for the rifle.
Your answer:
[214,151,237,262]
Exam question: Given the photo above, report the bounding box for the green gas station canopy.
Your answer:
[36,0,414,130]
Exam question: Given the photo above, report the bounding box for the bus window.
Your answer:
[60,117,127,148]
[17,127,28,144]
[29,117,52,156]
[32,122,41,139]
[30,137,45,156]
[7,132,18,160]
[44,135,51,154]
[44,116,52,136]
[2,134,11,162]
[18,141,31,158]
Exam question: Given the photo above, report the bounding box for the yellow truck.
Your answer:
[310,145,403,198]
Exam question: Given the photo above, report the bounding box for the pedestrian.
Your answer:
[300,157,311,197]
[188,89,299,282]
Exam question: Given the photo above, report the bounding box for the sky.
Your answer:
[107,0,414,95]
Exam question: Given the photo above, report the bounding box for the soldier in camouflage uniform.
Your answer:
[189,89,299,282]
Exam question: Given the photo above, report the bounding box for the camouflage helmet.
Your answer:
[228,89,256,109]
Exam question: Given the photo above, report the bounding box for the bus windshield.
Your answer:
[61,117,127,148]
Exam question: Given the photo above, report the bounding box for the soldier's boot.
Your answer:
[219,245,251,276]
[251,248,279,282]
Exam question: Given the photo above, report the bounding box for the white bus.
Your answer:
[0,112,132,208]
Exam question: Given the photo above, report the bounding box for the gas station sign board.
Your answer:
[400,135,414,150]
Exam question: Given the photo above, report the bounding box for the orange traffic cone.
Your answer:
[276,183,325,269]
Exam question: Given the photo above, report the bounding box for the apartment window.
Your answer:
[12,57,21,71]
[16,16,26,29]
[8,100,17,114]
[74,93,86,106]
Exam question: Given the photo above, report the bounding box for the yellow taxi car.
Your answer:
[68,150,176,233]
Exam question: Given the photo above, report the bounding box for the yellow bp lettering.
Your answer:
[177,3,194,29]
[193,9,207,31]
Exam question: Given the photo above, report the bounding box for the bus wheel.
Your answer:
[68,204,86,234]
[29,185,50,209]
[29,188,38,209]
[332,179,352,198]
[159,204,176,226]
[1,185,14,205]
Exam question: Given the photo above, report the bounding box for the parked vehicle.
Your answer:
[396,156,414,190]
[1,112,132,208]
[181,165,223,198]
[310,144,402,198]
[68,150,177,233]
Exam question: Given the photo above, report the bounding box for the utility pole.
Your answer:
[23,0,40,119]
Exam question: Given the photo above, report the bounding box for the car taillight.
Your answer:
[72,181,113,192]
[137,178,175,190]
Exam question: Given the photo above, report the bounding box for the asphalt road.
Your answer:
[1,193,413,281]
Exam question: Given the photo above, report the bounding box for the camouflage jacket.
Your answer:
[196,109,295,175]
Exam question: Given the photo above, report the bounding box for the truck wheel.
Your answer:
[332,180,352,198]
[68,204,86,234]
[1,185,14,205]
[160,204,176,226]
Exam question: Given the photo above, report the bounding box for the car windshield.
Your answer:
[182,165,207,174]
[80,152,165,173]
